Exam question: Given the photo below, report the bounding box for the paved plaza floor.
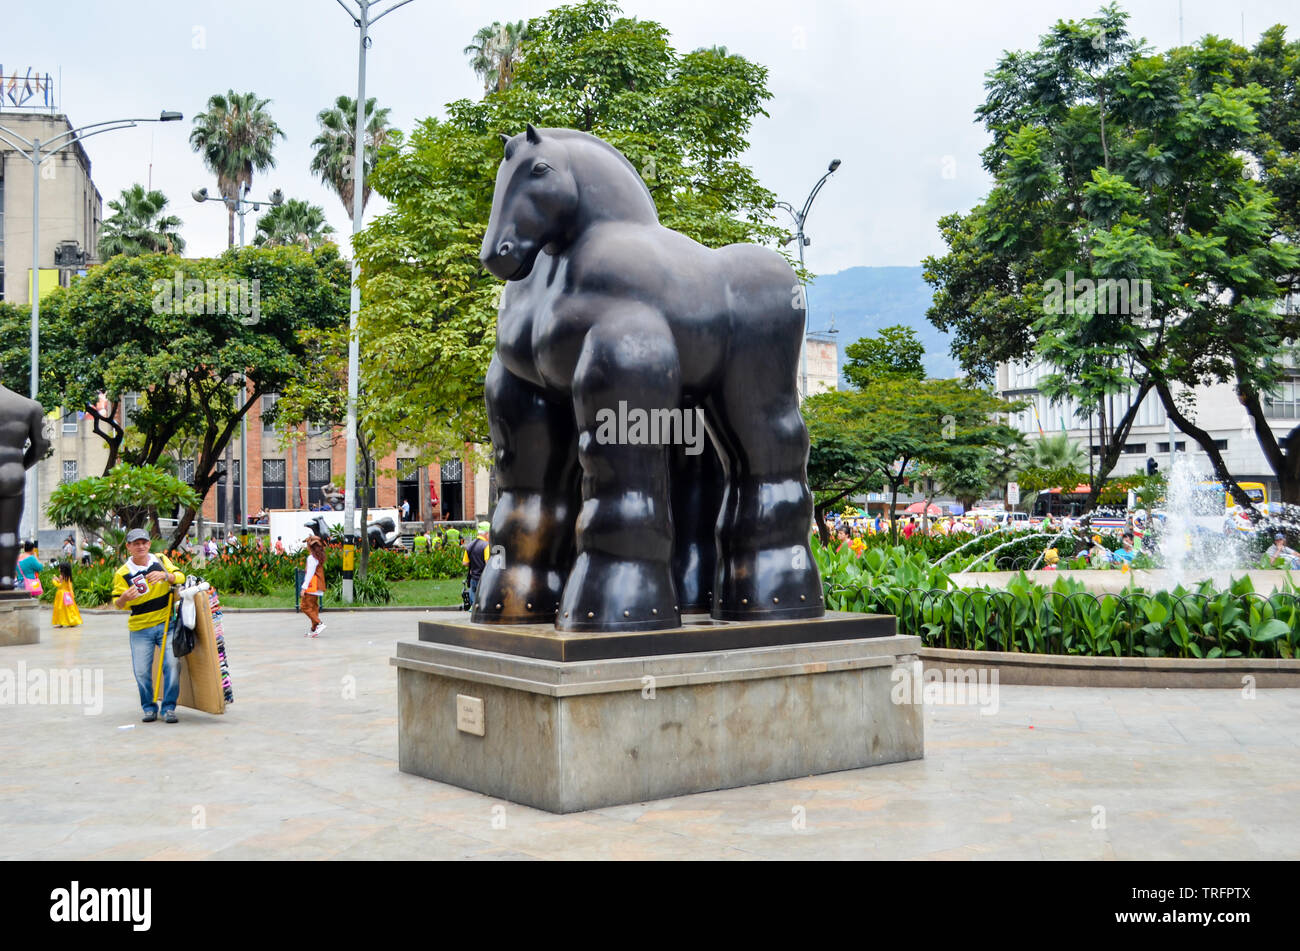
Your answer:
[2,608,1298,860]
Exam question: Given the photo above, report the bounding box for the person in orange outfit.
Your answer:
[301,534,327,637]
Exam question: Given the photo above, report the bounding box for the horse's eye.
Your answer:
[531,162,551,176]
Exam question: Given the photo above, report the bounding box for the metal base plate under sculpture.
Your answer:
[393,612,923,814]
[0,591,39,647]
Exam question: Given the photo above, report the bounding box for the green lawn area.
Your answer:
[218,578,463,610]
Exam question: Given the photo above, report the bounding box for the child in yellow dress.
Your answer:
[52,562,82,628]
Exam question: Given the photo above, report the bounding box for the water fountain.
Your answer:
[1155,452,1249,587]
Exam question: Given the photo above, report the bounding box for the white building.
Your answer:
[996,330,1299,502]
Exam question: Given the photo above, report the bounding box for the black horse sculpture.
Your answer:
[473,125,823,632]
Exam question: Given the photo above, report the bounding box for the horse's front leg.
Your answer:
[558,308,680,632]
[472,356,580,624]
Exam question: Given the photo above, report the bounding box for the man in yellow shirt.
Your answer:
[112,529,187,723]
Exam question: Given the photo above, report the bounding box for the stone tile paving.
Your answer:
[1,608,1297,860]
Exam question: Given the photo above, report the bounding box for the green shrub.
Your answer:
[814,536,1298,659]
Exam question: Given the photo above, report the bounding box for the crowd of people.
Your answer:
[828,508,1149,570]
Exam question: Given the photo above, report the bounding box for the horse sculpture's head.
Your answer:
[481,124,580,281]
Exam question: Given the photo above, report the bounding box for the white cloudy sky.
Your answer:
[8,0,1300,275]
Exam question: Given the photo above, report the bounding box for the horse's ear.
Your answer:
[525,123,542,144]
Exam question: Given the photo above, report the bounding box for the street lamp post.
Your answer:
[334,0,414,603]
[192,185,283,544]
[192,184,284,249]
[0,111,182,544]
[775,158,841,399]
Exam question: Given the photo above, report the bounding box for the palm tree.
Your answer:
[189,90,285,248]
[98,184,185,257]
[1020,432,1088,471]
[1017,432,1088,514]
[464,20,530,93]
[253,199,335,250]
[309,96,393,216]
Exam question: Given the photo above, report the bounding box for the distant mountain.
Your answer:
[805,266,958,383]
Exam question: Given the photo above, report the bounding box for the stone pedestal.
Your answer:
[0,591,40,646]
[393,612,922,814]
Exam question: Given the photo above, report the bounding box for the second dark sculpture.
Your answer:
[474,125,823,632]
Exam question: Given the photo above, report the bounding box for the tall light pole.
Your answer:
[0,111,183,543]
[334,0,413,602]
[193,185,283,543]
[192,183,284,248]
[776,158,841,399]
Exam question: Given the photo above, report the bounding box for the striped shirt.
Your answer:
[112,554,185,631]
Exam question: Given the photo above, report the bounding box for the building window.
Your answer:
[1213,439,1229,450]
[307,419,329,436]
[1121,443,1147,454]
[397,457,420,520]
[1156,442,1186,453]
[263,458,286,510]
[179,459,195,484]
[308,458,332,507]
[62,410,79,434]
[62,461,77,483]
[440,459,463,521]
[1264,380,1300,418]
[122,392,142,427]
[262,394,279,432]
[216,468,242,525]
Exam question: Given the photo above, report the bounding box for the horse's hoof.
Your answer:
[471,567,566,625]
[711,547,826,622]
[555,553,679,632]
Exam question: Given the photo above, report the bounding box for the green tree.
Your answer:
[924,6,1299,507]
[356,0,783,458]
[38,248,350,549]
[1019,432,1087,471]
[47,464,200,535]
[464,20,531,93]
[254,199,335,249]
[804,328,1023,542]
[99,184,186,257]
[842,324,926,387]
[0,302,34,396]
[1013,432,1089,513]
[805,378,1022,543]
[309,95,394,214]
[189,90,285,248]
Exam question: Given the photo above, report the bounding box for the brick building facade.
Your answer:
[197,383,486,527]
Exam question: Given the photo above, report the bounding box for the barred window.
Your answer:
[308,458,332,506]
[62,460,77,483]
[263,459,286,509]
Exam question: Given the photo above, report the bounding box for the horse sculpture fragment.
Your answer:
[473,125,823,632]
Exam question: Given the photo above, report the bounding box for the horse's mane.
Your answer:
[544,128,657,216]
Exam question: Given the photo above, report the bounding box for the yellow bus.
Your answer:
[1200,480,1267,511]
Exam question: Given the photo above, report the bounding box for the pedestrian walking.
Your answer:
[301,534,327,637]
[111,529,186,723]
